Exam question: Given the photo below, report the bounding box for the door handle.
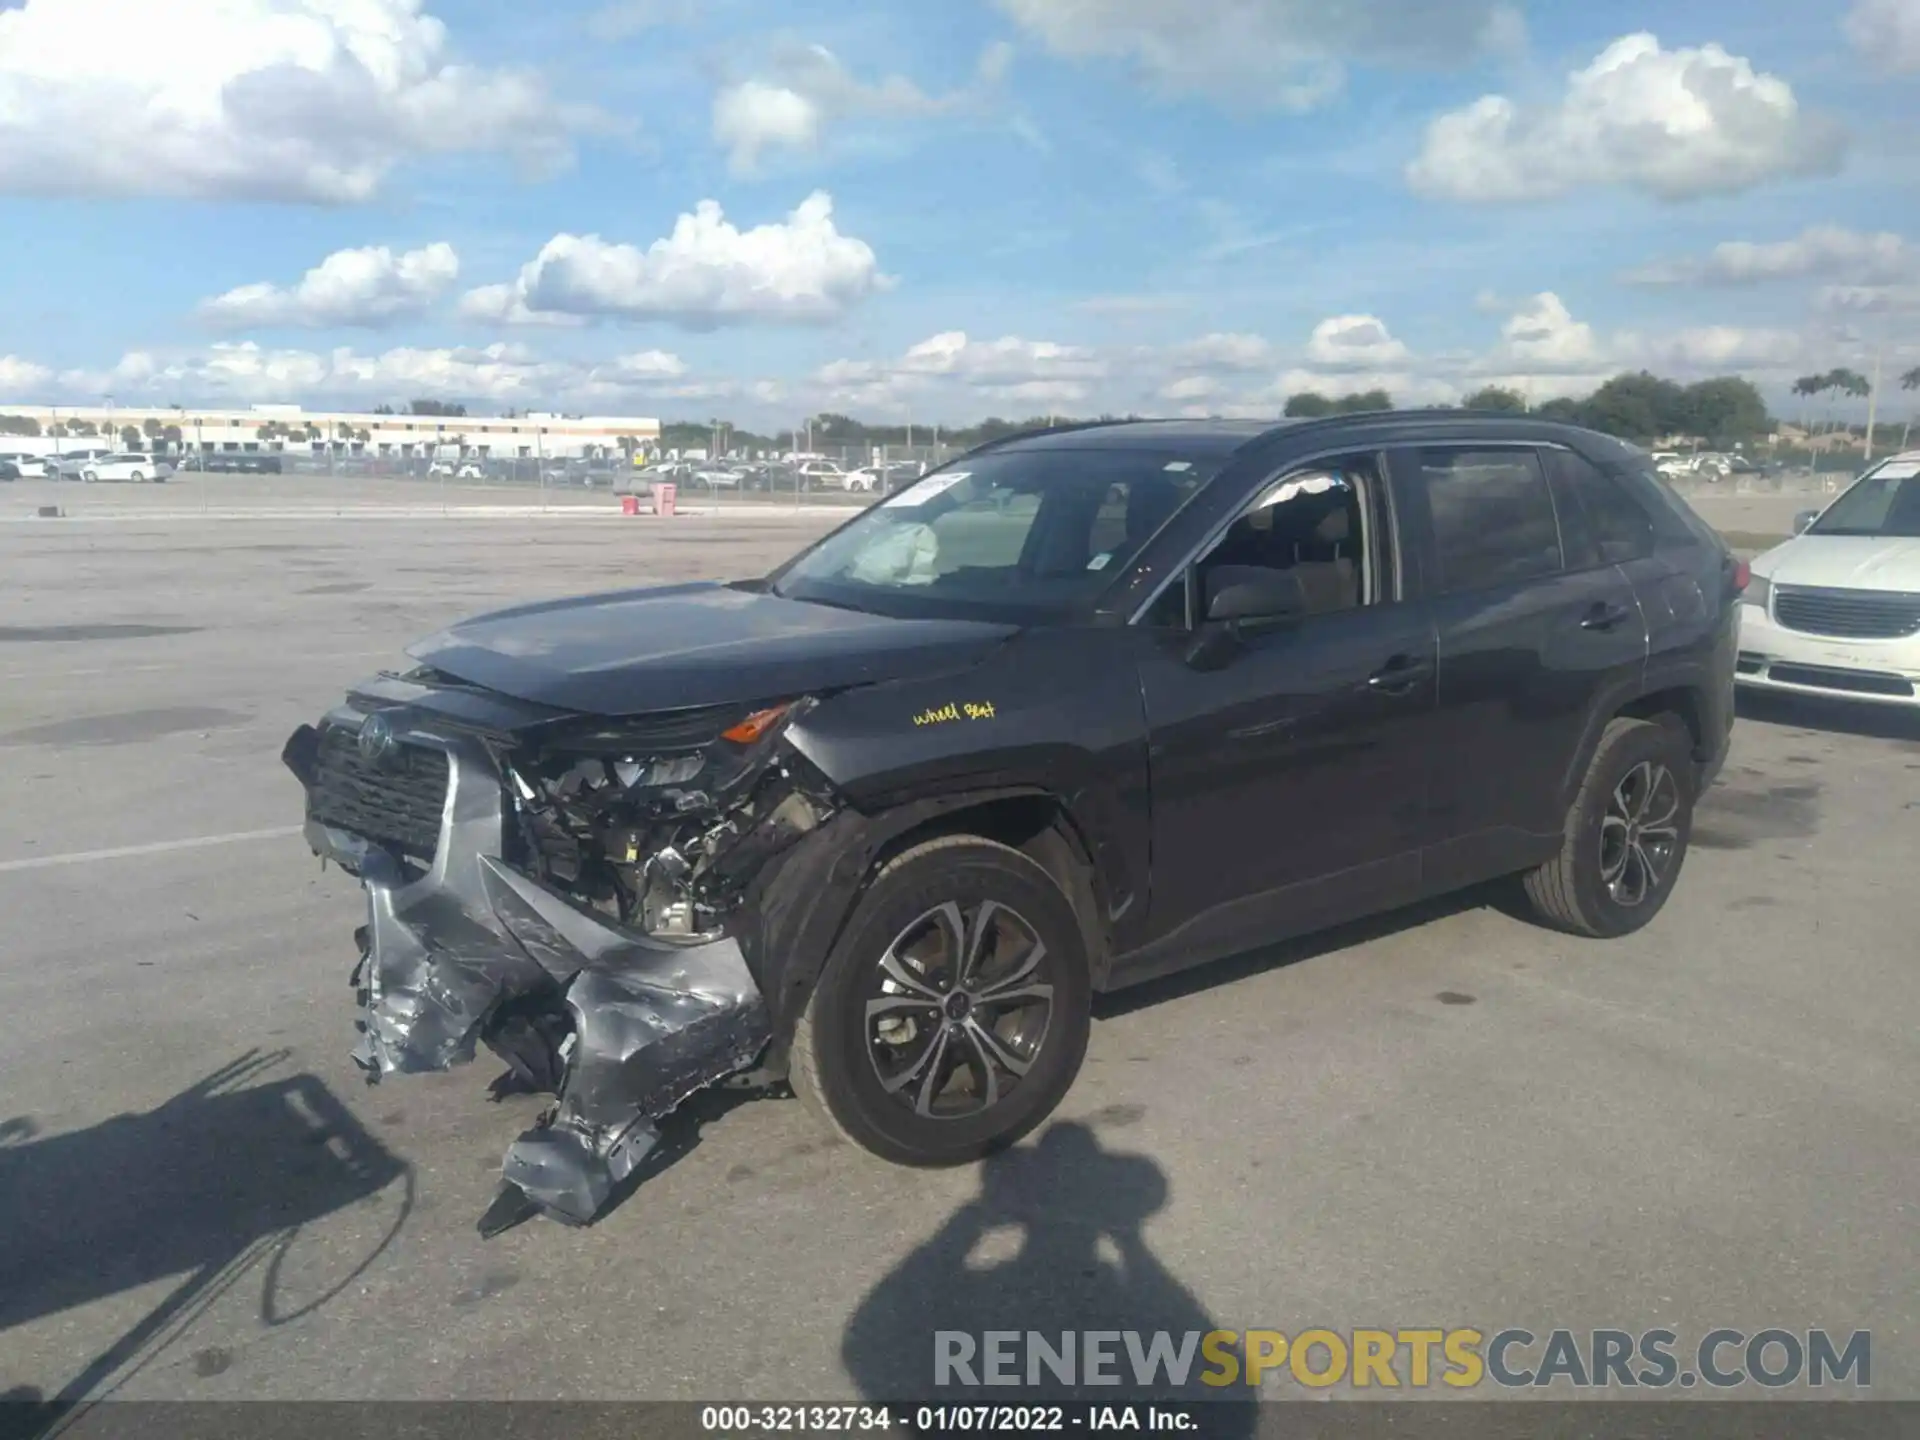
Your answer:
[1580,601,1634,631]
[1366,654,1432,695]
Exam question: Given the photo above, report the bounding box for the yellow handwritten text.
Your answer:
[912,701,996,727]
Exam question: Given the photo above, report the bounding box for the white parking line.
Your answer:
[0,825,305,874]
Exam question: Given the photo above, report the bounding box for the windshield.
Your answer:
[769,447,1220,620]
[1808,459,1920,538]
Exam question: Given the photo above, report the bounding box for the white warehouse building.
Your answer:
[0,403,662,462]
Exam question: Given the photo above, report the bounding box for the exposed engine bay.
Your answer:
[282,673,845,1236]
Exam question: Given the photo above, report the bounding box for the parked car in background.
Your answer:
[456,463,485,479]
[1738,450,1920,709]
[796,459,847,489]
[0,460,19,481]
[82,453,173,483]
[844,460,927,493]
[688,464,741,490]
[42,449,108,479]
[743,463,811,492]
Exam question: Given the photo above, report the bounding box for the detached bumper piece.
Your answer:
[290,717,770,1234]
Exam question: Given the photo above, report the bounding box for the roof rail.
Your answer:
[954,417,1153,459]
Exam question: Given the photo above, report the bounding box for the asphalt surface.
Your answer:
[1,477,1915,1407]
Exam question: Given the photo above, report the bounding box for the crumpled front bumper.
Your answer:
[289,707,771,1231]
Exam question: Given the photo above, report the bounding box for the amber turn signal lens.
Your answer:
[721,704,791,744]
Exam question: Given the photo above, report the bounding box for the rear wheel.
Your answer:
[790,836,1091,1166]
[1523,716,1696,938]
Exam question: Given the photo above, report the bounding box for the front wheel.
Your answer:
[1522,716,1696,938]
[130,471,145,483]
[790,836,1091,1166]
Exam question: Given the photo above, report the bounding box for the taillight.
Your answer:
[1732,559,1750,592]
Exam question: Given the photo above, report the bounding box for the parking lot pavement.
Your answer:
[1,495,1915,1404]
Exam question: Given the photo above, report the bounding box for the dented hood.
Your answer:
[407,581,1016,715]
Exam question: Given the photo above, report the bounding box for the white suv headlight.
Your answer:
[1745,571,1772,608]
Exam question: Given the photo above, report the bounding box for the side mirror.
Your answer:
[1792,509,1819,535]
[1205,565,1306,624]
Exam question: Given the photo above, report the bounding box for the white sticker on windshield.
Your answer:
[1164,461,1193,472]
[883,472,969,507]
[1087,552,1113,571]
[1873,461,1920,479]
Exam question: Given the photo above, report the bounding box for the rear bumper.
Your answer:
[1736,601,1920,708]
[288,708,770,1229]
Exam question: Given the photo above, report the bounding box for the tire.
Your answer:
[1522,715,1696,938]
[790,835,1091,1167]
[130,471,144,483]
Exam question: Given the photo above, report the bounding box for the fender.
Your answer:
[740,628,1154,1051]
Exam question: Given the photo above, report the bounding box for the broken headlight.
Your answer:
[503,701,810,930]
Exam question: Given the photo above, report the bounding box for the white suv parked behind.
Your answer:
[1739,451,1920,709]
[82,453,173,483]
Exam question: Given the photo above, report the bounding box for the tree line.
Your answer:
[658,371,1790,455]
[9,367,1916,456]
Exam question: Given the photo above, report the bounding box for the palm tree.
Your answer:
[1899,366,1920,453]
[1827,368,1870,448]
[1790,374,1825,434]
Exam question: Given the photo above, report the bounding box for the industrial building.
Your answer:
[0,402,662,462]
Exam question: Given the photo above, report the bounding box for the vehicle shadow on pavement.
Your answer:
[1735,688,1920,744]
[1095,888,1494,1020]
[0,1049,412,1425]
[841,1121,1258,1435]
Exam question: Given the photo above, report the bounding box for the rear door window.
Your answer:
[1544,448,1656,567]
[1417,448,1564,594]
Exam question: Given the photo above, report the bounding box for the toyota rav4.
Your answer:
[285,414,1739,1233]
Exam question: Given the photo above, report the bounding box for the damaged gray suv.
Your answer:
[286,415,1738,1233]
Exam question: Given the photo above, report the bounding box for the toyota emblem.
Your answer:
[357,711,400,767]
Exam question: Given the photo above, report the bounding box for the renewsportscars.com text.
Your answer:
[934,1328,1871,1391]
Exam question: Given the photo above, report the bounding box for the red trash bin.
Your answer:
[656,482,677,516]
[621,495,639,515]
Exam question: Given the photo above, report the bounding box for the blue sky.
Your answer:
[0,0,1915,425]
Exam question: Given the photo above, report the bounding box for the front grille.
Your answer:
[308,724,450,859]
[1773,585,1920,640]
[1766,664,1915,698]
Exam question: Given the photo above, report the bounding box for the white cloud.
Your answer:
[811,330,1108,411]
[712,41,1008,175]
[200,243,460,329]
[590,349,686,381]
[1167,332,1273,371]
[900,332,1108,388]
[1160,375,1222,403]
[1407,33,1845,202]
[1305,315,1410,369]
[994,0,1517,109]
[0,355,53,392]
[457,283,591,328]
[462,191,889,328]
[0,0,598,203]
[1627,227,1916,286]
[1819,284,1920,315]
[44,340,696,409]
[1844,0,1920,72]
[1621,326,1807,372]
[1494,292,1600,372]
[714,82,823,174]
[585,0,695,42]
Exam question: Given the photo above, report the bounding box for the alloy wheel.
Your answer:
[862,900,1056,1120]
[1599,760,1681,907]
